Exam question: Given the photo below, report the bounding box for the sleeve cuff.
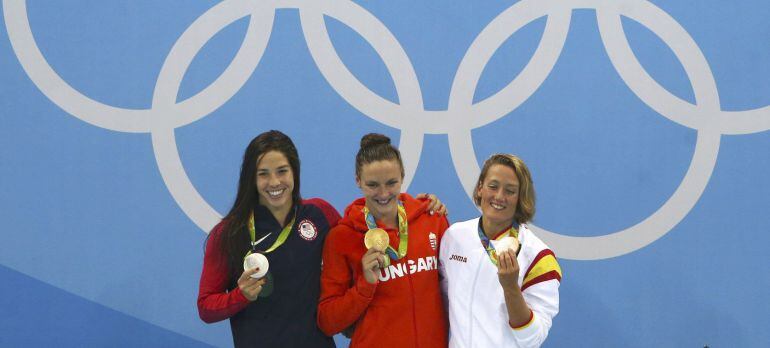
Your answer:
[510,309,534,330]
[231,286,250,304]
[355,274,378,299]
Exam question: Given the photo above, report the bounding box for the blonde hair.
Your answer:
[473,154,536,224]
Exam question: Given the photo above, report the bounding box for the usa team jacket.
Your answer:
[318,193,449,348]
[439,218,562,348]
[197,198,339,348]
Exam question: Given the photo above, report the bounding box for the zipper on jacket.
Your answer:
[408,271,420,348]
[468,249,484,348]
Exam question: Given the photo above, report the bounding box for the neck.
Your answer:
[369,206,398,229]
[482,217,510,239]
[380,214,398,229]
[268,203,292,226]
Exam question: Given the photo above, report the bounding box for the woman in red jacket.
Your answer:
[318,133,449,348]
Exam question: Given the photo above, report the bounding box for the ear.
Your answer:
[355,175,362,189]
[474,182,483,201]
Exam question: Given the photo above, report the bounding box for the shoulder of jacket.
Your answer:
[519,224,551,252]
[328,222,359,240]
[443,217,479,244]
[447,217,479,233]
[302,197,330,209]
[209,219,230,236]
[301,198,340,221]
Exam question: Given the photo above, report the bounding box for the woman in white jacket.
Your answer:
[439,154,561,348]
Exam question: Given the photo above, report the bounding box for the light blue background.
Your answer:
[1,1,768,347]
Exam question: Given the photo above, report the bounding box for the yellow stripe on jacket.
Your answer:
[521,249,562,291]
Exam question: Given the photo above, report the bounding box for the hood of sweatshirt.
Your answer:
[339,193,429,233]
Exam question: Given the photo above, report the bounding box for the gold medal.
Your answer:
[364,228,389,252]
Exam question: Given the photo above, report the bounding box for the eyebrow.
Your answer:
[257,165,290,172]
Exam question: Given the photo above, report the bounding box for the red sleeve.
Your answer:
[317,226,377,336]
[304,198,341,228]
[197,222,250,323]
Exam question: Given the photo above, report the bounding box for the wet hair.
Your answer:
[355,133,405,179]
[217,130,301,284]
[474,154,536,224]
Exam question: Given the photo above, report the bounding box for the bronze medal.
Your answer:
[494,236,520,254]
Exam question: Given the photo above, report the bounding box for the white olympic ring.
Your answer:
[4,0,768,260]
[448,0,725,261]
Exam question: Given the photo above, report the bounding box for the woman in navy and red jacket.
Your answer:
[197,130,339,347]
[318,133,449,348]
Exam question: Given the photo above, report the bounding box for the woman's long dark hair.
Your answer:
[216,130,301,284]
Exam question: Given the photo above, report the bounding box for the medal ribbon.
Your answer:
[477,219,519,266]
[363,201,408,261]
[246,208,296,257]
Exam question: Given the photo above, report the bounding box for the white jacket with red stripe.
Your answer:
[439,218,561,348]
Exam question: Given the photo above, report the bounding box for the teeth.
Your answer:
[491,203,505,210]
[376,198,391,205]
[268,189,284,197]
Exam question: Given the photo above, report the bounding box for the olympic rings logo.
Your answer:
[5,0,769,260]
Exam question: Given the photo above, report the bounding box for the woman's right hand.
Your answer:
[238,268,267,301]
[361,248,386,284]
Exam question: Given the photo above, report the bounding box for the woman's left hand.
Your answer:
[416,193,448,216]
[497,249,521,291]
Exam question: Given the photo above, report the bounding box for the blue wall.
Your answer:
[1,1,768,346]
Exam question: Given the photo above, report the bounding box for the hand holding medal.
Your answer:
[359,199,410,284]
[361,248,387,284]
[238,265,268,301]
[496,248,521,291]
[242,210,296,298]
[480,224,522,291]
[362,228,390,284]
[478,221,521,267]
[242,251,274,298]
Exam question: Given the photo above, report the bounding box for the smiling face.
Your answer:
[476,164,520,232]
[256,150,295,216]
[357,159,403,225]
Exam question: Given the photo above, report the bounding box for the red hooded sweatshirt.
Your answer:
[318,193,449,348]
